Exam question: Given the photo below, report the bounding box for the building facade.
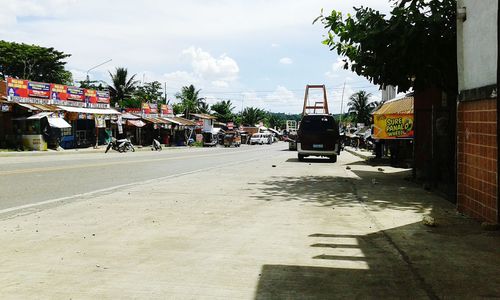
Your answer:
[456,0,498,223]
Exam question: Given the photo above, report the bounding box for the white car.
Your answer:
[250,133,272,145]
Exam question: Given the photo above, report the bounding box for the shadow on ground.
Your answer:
[251,160,500,299]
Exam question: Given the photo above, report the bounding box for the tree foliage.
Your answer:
[315,0,457,93]
[108,67,138,106]
[240,107,267,126]
[175,85,207,118]
[347,90,375,125]
[0,40,72,84]
[211,100,235,123]
[134,81,163,103]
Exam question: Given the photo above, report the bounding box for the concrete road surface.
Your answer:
[0,143,498,299]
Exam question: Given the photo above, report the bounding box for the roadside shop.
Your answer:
[372,96,414,166]
[1,78,120,150]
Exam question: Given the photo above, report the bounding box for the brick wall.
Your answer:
[457,99,498,223]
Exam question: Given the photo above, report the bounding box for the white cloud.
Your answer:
[182,47,239,82]
[279,57,293,65]
[211,80,229,88]
[241,86,301,113]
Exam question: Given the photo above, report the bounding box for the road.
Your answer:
[0,144,498,299]
[0,144,284,212]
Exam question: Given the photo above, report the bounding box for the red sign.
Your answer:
[85,89,97,103]
[7,78,29,98]
[227,122,234,130]
[141,103,151,114]
[161,104,173,115]
[196,120,203,126]
[50,84,68,101]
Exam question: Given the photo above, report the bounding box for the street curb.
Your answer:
[344,147,374,160]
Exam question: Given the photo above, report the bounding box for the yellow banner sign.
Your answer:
[373,114,414,139]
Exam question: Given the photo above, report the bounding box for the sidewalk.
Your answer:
[0,150,498,299]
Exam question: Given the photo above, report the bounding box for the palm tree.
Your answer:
[175,85,206,118]
[108,67,138,106]
[347,90,376,125]
[240,107,268,126]
[211,100,235,123]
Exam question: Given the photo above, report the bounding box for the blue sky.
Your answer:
[0,0,393,113]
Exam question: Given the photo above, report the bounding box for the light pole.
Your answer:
[86,59,112,149]
[86,59,112,86]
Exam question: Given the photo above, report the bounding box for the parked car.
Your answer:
[250,133,272,145]
[224,131,241,147]
[297,114,340,162]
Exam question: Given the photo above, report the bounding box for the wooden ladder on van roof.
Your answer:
[302,85,329,115]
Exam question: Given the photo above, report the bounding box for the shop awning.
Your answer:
[16,103,59,111]
[142,116,168,124]
[127,120,146,127]
[161,116,196,126]
[372,97,414,115]
[191,113,217,120]
[47,117,72,128]
[27,112,54,119]
[121,113,141,120]
[57,106,121,115]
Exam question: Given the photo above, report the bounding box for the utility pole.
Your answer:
[339,81,346,127]
[164,82,167,104]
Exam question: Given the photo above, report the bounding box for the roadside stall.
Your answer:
[372,96,414,166]
[3,77,119,150]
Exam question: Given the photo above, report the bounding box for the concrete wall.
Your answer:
[457,0,498,91]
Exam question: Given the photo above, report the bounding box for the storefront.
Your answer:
[372,96,414,166]
[2,78,119,150]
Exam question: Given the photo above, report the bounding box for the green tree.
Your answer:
[79,80,107,91]
[315,0,457,93]
[347,91,375,125]
[108,67,138,107]
[240,107,268,126]
[0,40,72,84]
[267,113,285,129]
[211,100,235,123]
[175,85,206,118]
[134,81,163,103]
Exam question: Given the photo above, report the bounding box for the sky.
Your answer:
[0,0,394,114]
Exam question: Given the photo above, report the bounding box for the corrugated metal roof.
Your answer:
[191,113,216,120]
[372,97,413,115]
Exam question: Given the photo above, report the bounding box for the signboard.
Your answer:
[373,114,414,139]
[7,78,29,98]
[67,86,85,102]
[50,84,68,101]
[85,89,97,104]
[96,90,110,104]
[161,104,173,116]
[28,81,51,98]
[227,122,234,130]
[141,103,151,115]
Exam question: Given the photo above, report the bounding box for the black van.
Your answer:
[297,114,340,162]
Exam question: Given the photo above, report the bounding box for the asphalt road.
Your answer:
[0,143,285,212]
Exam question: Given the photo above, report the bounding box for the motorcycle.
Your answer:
[105,138,135,153]
[151,138,162,151]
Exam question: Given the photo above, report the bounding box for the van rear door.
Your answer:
[298,115,339,151]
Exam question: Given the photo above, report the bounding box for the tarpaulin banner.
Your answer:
[28,81,51,98]
[161,104,173,116]
[84,89,97,104]
[67,86,85,101]
[141,103,151,115]
[50,84,68,101]
[373,113,414,139]
[96,90,110,104]
[7,78,29,98]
